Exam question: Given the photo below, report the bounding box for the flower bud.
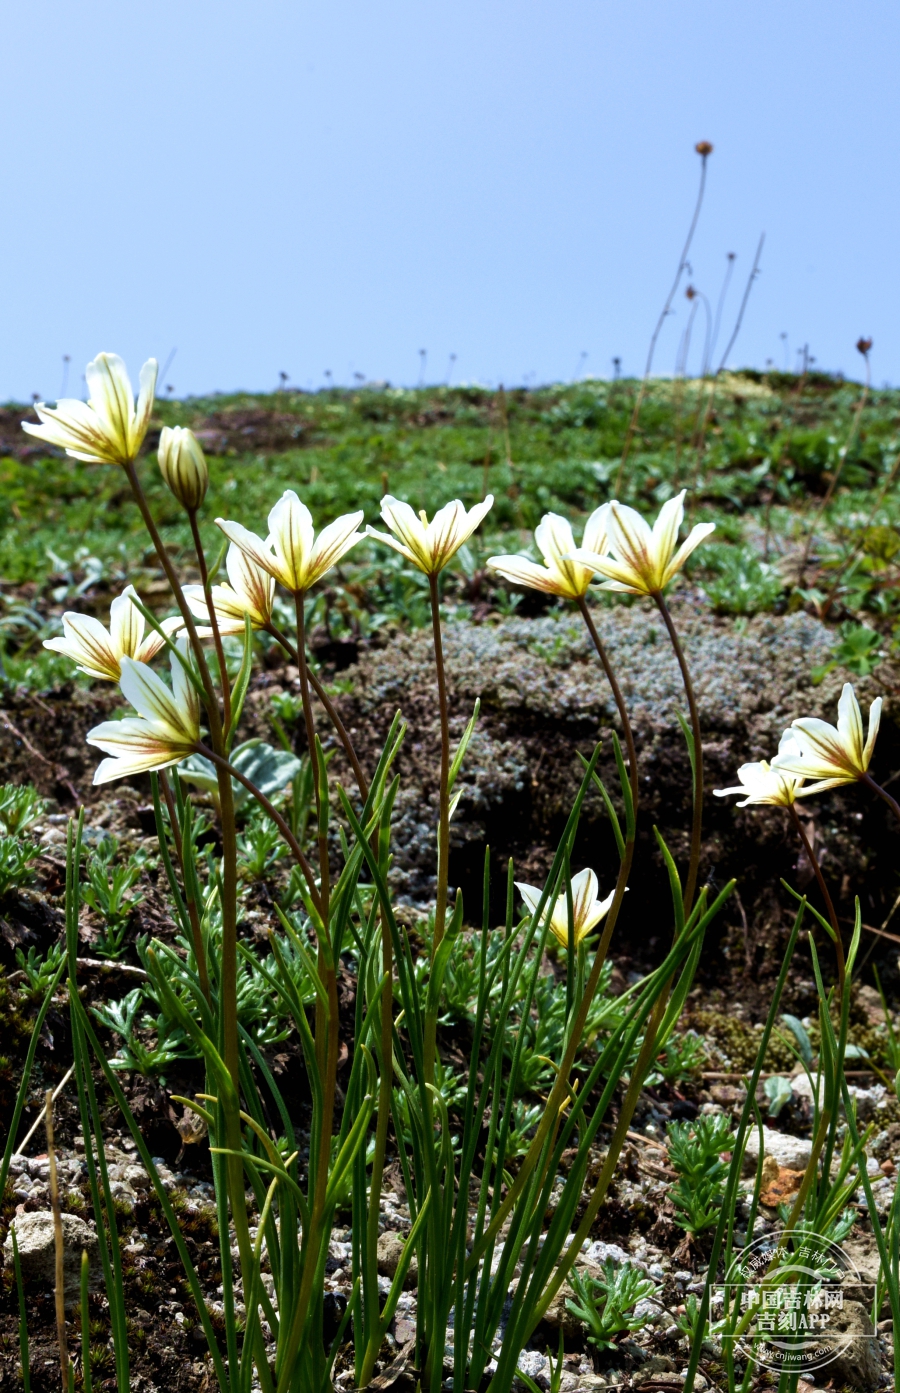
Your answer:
[695,140,713,157]
[158,426,209,510]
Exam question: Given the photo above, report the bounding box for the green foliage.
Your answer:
[811,620,884,684]
[700,543,783,615]
[81,836,144,959]
[0,783,46,835]
[666,1113,737,1234]
[647,1028,707,1084]
[15,939,65,994]
[564,1260,658,1350]
[0,834,40,897]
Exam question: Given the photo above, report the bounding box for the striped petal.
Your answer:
[305,510,365,586]
[268,491,315,591]
[487,554,570,596]
[109,585,145,659]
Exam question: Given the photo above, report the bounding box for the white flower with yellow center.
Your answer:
[183,544,275,635]
[568,489,715,596]
[487,506,610,599]
[367,494,494,575]
[216,491,364,595]
[43,586,181,682]
[87,645,201,784]
[714,732,806,807]
[516,868,615,949]
[771,682,882,794]
[22,353,157,466]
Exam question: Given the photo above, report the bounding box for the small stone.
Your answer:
[817,1299,880,1391]
[642,1355,677,1374]
[376,1231,417,1288]
[741,1127,812,1175]
[3,1212,100,1299]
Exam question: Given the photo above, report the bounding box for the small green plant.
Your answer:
[237,811,289,882]
[15,940,66,994]
[81,837,144,959]
[648,1028,707,1084]
[564,1260,658,1350]
[666,1113,736,1234]
[0,835,40,897]
[0,783,46,836]
[92,988,197,1081]
[812,620,883,684]
[701,543,783,615]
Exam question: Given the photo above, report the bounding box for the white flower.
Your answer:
[87,645,201,784]
[216,491,364,594]
[516,868,615,949]
[158,426,208,509]
[183,543,275,635]
[714,732,806,807]
[366,494,494,575]
[771,682,882,794]
[43,586,181,682]
[487,507,609,599]
[569,490,715,596]
[22,353,157,466]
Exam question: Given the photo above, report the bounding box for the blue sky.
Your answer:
[3,1,897,399]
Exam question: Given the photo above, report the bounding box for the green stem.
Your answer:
[576,596,639,809]
[121,462,254,1356]
[654,592,703,915]
[267,620,368,798]
[158,770,210,1002]
[429,573,451,954]
[294,592,331,918]
[187,508,232,736]
[789,802,845,1001]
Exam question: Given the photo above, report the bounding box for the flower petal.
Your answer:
[515,882,543,919]
[535,513,576,567]
[216,518,288,589]
[119,656,194,735]
[85,353,134,457]
[864,696,883,768]
[268,491,315,591]
[836,683,864,766]
[306,510,365,586]
[133,359,158,451]
[581,504,611,556]
[109,585,144,659]
[487,554,567,596]
[663,521,716,586]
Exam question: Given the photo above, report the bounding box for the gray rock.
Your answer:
[3,1212,100,1299]
[817,1299,881,1391]
[741,1127,812,1175]
[376,1231,417,1287]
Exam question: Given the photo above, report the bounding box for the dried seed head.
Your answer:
[856,337,873,356]
[695,140,714,157]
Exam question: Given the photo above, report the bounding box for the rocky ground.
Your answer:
[2,597,900,1391]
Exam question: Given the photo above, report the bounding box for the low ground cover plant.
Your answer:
[3,350,900,1393]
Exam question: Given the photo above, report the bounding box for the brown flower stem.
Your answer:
[46,1091,70,1392]
[197,744,324,920]
[158,770,210,1001]
[265,622,368,800]
[294,593,330,921]
[576,596,639,810]
[187,508,231,735]
[789,802,845,1002]
[122,462,252,1303]
[654,593,703,915]
[122,462,221,731]
[615,149,710,495]
[863,771,900,825]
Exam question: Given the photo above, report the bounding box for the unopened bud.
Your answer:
[856,337,873,357]
[695,140,714,157]
[158,426,208,510]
